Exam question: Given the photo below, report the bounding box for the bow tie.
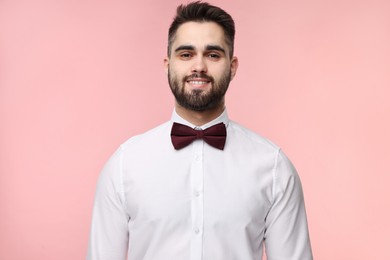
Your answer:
[171,122,227,150]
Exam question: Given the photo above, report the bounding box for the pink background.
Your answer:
[1,0,389,259]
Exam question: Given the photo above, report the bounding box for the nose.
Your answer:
[191,56,207,73]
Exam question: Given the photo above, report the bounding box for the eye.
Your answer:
[207,53,221,60]
[179,52,193,60]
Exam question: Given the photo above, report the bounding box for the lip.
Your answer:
[186,78,211,88]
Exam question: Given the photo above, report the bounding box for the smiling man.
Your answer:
[87,2,313,260]
[166,21,237,120]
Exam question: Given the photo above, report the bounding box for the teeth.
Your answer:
[189,81,207,85]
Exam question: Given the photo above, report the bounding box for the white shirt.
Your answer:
[87,109,313,260]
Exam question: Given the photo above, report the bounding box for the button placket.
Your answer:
[190,140,204,260]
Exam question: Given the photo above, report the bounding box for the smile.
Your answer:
[187,80,210,85]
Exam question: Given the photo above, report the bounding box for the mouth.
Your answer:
[187,79,210,86]
[185,75,212,89]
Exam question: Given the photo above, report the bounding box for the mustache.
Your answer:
[184,73,214,82]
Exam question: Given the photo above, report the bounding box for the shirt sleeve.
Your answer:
[87,146,129,260]
[264,149,313,260]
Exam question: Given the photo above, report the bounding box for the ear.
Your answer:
[163,57,169,75]
[230,56,239,80]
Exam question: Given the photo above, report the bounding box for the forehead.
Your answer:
[173,21,227,49]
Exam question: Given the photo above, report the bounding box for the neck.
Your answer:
[175,102,225,126]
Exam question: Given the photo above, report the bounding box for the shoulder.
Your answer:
[228,120,298,177]
[121,121,171,148]
[125,121,171,142]
[227,120,280,152]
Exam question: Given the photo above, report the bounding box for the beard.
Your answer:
[168,69,231,112]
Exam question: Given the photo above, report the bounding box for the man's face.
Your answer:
[165,22,238,111]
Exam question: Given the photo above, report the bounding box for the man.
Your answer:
[87,2,313,260]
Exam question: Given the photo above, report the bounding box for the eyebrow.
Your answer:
[174,44,226,54]
[205,45,226,54]
[174,45,195,53]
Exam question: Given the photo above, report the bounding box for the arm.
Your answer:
[264,149,313,260]
[87,146,129,260]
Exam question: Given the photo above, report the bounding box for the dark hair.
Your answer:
[168,1,235,58]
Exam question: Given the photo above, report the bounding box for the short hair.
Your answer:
[168,1,235,58]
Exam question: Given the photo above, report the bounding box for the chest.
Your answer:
[122,148,274,228]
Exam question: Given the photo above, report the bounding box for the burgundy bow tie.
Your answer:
[171,122,227,150]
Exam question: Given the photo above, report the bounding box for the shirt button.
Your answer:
[194,228,200,234]
[194,191,200,197]
[195,155,200,161]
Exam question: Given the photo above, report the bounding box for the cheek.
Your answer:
[171,66,189,80]
[211,64,231,78]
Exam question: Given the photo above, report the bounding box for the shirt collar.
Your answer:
[170,108,230,130]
